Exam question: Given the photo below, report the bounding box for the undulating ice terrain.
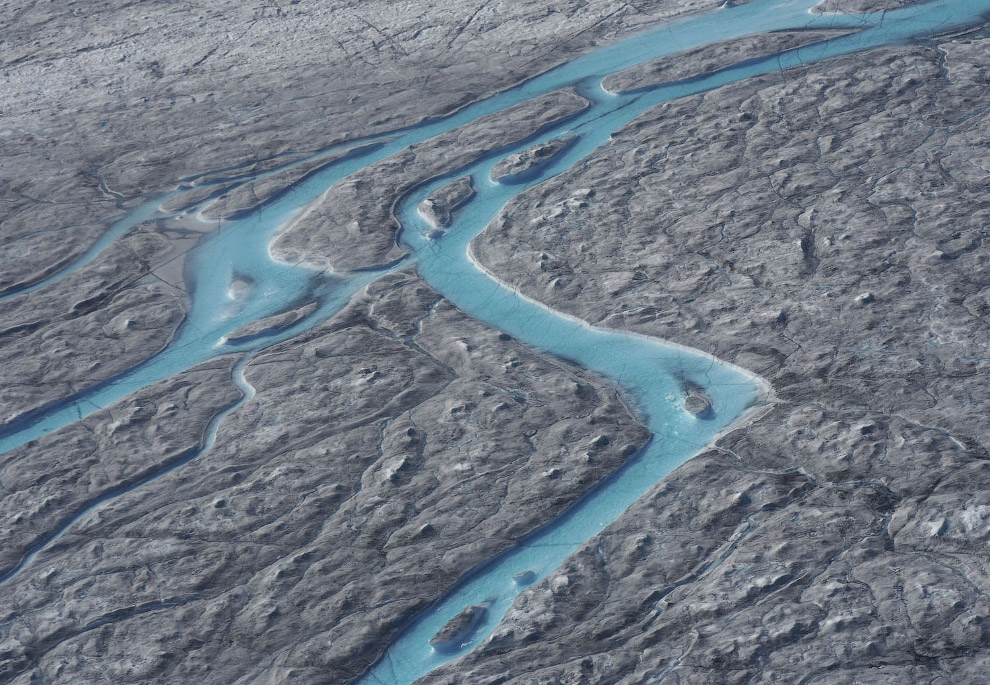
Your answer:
[2,0,990,683]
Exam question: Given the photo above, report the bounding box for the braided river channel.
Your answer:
[2,0,989,681]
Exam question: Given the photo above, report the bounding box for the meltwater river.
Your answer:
[2,0,989,682]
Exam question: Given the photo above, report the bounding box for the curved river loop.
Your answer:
[1,0,989,682]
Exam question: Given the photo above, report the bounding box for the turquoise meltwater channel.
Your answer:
[0,0,988,681]
[353,0,990,681]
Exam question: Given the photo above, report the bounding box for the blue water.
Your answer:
[0,198,165,300]
[0,0,988,681]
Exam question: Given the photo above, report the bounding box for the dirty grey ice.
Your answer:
[3,0,990,683]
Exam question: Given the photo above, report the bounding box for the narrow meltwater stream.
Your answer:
[0,355,256,586]
[1,0,988,682]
